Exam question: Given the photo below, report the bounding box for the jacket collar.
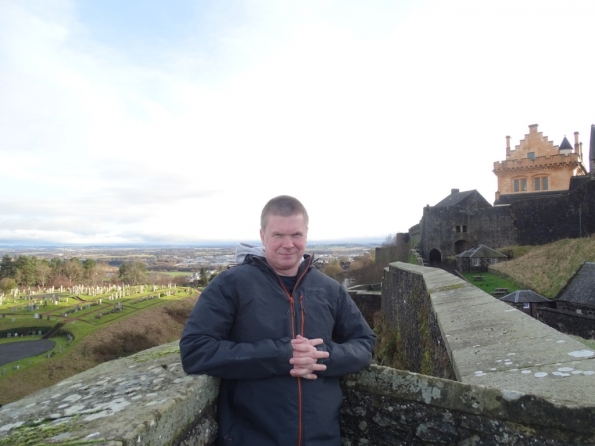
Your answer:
[245,253,314,277]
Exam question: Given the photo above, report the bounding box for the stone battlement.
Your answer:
[493,152,582,173]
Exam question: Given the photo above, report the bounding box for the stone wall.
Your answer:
[341,365,595,445]
[419,204,517,259]
[383,262,595,405]
[510,179,595,245]
[537,306,595,339]
[0,342,219,445]
[381,264,456,379]
[418,178,594,260]
[347,289,381,329]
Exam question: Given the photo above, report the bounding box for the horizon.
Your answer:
[0,236,386,250]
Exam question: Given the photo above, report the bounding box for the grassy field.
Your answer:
[0,286,199,404]
[492,235,595,298]
[160,271,193,277]
[462,272,519,296]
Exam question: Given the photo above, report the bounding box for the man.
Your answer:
[180,195,376,446]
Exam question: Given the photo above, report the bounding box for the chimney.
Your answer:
[506,135,511,157]
[529,124,538,134]
[574,132,581,158]
[451,188,460,195]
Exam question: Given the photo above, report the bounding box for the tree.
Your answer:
[62,258,83,283]
[36,260,52,287]
[119,262,147,285]
[198,268,208,286]
[322,260,344,281]
[0,255,16,279]
[14,255,37,287]
[82,259,98,284]
[0,277,17,294]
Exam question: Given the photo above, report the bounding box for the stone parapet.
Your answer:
[385,262,595,406]
[493,153,582,174]
[0,342,218,445]
[341,365,595,445]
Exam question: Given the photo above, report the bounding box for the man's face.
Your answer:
[260,213,308,276]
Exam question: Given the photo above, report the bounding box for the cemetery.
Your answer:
[0,283,195,382]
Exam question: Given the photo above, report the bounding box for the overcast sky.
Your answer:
[1,0,594,245]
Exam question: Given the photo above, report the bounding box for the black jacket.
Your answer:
[180,254,376,446]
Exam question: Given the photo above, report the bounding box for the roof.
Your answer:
[569,175,591,192]
[499,290,550,303]
[559,136,573,151]
[434,189,491,208]
[556,262,595,306]
[456,244,508,259]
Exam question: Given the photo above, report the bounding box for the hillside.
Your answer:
[492,235,595,298]
[0,295,198,405]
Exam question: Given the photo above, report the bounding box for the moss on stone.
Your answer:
[433,283,466,292]
[0,419,86,446]
[132,344,180,362]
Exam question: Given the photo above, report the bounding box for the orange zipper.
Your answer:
[274,258,313,446]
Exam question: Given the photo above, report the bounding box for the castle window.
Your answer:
[528,152,535,161]
[513,178,528,192]
[456,226,460,233]
[534,177,549,191]
[462,225,467,233]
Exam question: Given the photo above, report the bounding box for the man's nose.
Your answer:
[281,236,294,247]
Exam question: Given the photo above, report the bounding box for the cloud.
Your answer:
[1,0,595,245]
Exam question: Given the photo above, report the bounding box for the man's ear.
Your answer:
[260,228,265,243]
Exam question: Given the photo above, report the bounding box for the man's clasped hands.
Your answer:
[289,334,330,380]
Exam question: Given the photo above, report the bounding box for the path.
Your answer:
[0,340,56,367]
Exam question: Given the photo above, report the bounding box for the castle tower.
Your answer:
[492,124,587,204]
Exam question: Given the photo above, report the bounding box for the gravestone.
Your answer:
[7,333,11,338]
[34,313,39,319]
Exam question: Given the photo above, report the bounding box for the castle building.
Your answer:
[415,123,594,263]
[493,124,587,205]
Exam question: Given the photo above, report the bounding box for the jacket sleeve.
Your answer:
[317,286,376,377]
[179,274,293,380]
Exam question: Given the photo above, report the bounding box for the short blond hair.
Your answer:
[260,195,309,230]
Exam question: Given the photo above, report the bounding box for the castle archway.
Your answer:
[429,249,442,264]
[454,239,469,254]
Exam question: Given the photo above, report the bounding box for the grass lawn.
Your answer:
[462,272,520,296]
[0,286,197,381]
[160,271,193,277]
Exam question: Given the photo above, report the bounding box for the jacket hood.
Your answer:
[235,242,265,263]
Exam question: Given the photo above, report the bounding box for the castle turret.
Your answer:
[559,136,573,155]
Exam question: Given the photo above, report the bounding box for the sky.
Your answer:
[1,0,594,246]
